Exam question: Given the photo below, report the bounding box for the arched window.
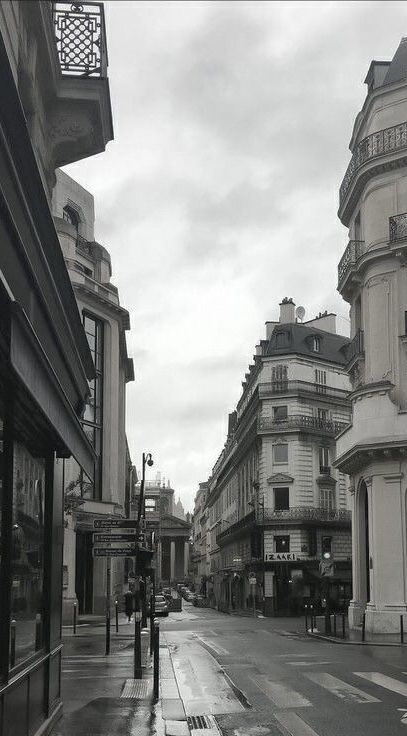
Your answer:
[63,205,79,232]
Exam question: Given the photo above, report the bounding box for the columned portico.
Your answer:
[158,514,192,586]
[170,541,176,581]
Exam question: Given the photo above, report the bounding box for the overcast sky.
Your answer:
[66,1,407,513]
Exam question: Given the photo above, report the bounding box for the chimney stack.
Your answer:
[279,297,296,324]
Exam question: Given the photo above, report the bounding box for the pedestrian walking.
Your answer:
[124,588,134,623]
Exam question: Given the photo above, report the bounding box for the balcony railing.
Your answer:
[390,212,407,243]
[343,329,364,366]
[54,2,107,78]
[260,507,351,524]
[337,240,365,288]
[259,380,349,401]
[319,466,331,475]
[340,121,407,205]
[76,234,94,257]
[258,415,348,436]
[216,510,256,544]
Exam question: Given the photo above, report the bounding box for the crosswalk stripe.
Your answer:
[275,711,321,735]
[305,672,379,703]
[355,672,407,698]
[286,661,332,667]
[250,675,311,708]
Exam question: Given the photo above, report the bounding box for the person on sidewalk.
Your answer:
[124,587,134,623]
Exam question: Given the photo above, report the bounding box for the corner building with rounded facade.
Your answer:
[336,38,407,634]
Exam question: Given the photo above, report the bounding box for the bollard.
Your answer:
[153,619,160,702]
[115,600,119,634]
[134,611,142,679]
[10,620,16,667]
[150,594,155,655]
[310,605,314,633]
[362,612,366,642]
[304,605,308,634]
[141,578,147,629]
[105,608,110,656]
[342,613,346,639]
[73,601,77,635]
[401,614,404,644]
[35,614,42,650]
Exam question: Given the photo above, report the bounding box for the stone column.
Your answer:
[348,480,364,629]
[170,540,176,582]
[184,541,189,578]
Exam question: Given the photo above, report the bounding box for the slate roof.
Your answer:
[265,323,349,366]
[383,37,407,86]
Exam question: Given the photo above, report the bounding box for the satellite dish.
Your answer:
[296,306,305,322]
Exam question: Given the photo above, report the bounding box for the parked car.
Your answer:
[192,594,204,607]
[154,595,169,616]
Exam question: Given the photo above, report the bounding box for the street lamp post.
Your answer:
[137,452,153,629]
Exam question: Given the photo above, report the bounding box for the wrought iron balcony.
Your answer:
[337,240,365,289]
[319,465,331,475]
[216,510,256,544]
[260,506,351,524]
[389,212,407,243]
[258,415,348,436]
[258,380,349,401]
[340,122,407,205]
[53,2,107,78]
[343,329,364,367]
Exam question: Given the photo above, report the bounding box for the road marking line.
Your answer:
[275,711,321,736]
[355,672,407,698]
[250,675,311,708]
[286,662,332,667]
[305,672,380,703]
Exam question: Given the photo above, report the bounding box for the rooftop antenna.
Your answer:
[296,305,305,323]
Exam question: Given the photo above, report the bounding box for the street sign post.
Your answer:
[93,533,136,543]
[93,547,137,557]
[93,519,138,529]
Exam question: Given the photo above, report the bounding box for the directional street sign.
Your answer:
[92,547,137,557]
[93,533,136,543]
[93,519,138,529]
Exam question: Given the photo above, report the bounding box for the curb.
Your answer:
[307,631,407,647]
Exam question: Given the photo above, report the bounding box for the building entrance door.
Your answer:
[76,532,93,613]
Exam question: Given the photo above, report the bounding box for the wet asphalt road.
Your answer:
[54,604,407,736]
[161,603,407,736]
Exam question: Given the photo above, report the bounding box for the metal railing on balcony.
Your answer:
[216,510,255,544]
[53,2,107,78]
[260,507,351,523]
[258,415,348,436]
[258,380,349,401]
[343,329,364,366]
[340,121,407,205]
[76,234,94,257]
[337,240,365,287]
[389,212,407,243]
[319,466,331,475]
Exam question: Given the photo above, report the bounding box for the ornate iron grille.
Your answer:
[337,240,365,287]
[389,212,407,242]
[261,507,351,523]
[340,122,407,205]
[258,414,348,436]
[53,2,107,77]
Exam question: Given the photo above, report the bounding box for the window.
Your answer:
[275,535,290,553]
[320,489,335,511]
[273,444,288,464]
[275,331,288,348]
[10,441,46,667]
[82,314,104,499]
[63,205,79,232]
[308,529,317,556]
[315,369,327,394]
[322,536,332,556]
[145,498,156,511]
[272,365,288,392]
[319,446,329,472]
[274,487,289,510]
[273,405,288,422]
[354,211,361,241]
[312,336,320,352]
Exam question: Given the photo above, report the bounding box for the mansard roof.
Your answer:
[265,323,349,366]
[383,37,407,86]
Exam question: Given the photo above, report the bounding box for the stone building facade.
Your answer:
[336,39,407,634]
[52,170,134,618]
[202,300,352,616]
[0,2,113,735]
[191,482,210,592]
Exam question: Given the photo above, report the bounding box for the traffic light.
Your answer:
[322,536,332,560]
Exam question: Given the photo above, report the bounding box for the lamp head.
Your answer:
[146,453,154,467]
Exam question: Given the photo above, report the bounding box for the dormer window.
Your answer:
[312,336,321,352]
[275,331,288,348]
[63,205,79,232]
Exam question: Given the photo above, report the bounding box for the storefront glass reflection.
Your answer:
[10,442,45,666]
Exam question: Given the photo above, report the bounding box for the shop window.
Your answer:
[274,487,289,511]
[273,405,288,422]
[10,441,45,667]
[308,529,317,556]
[273,444,288,464]
[275,535,290,553]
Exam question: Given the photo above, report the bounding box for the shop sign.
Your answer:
[94,518,138,529]
[264,553,299,562]
[92,547,137,557]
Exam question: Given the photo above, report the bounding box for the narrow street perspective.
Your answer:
[2,3,407,736]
